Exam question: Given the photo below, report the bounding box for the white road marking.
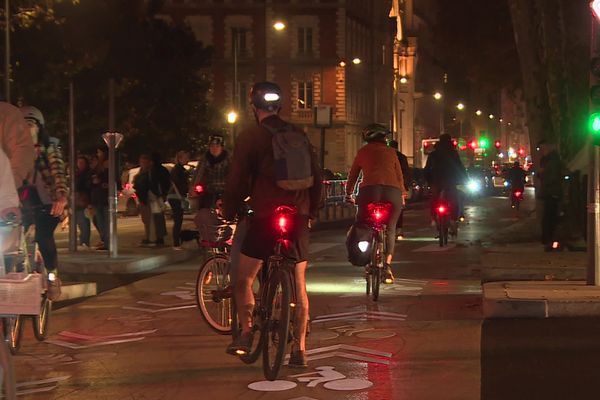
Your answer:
[324,378,373,391]
[122,304,196,313]
[16,375,70,396]
[46,336,146,349]
[57,329,157,341]
[313,310,407,323]
[412,243,456,252]
[309,243,339,254]
[248,380,297,392]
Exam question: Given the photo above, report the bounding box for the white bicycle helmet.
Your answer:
[20,106,45,126]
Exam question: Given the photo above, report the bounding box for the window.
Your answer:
[297,27,313,55]
[232,28,248,57]
[297,81,313,109]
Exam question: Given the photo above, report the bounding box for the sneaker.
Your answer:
[288,350,308,368]
[46,272,62,301]
[80,244,91,251]
[226,332,253,356]
[384,264,394,284]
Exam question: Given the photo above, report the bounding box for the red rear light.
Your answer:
[367,202,391,224]
[195,185,204,193]
[277,215,289,232]
[437,205,447,214]
[274,205,297,234]
[515,191,522,197]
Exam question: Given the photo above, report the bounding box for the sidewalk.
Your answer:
[481,214,595,318]
[54,215,201,302]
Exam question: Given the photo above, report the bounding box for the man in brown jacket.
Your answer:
[0,101,34,188]
[223,81,322,368]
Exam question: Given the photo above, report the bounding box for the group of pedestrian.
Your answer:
[73,147,111,251]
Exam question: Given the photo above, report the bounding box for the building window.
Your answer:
[232,27,248,57]
[297,81,313,109]
[297,27,313,55]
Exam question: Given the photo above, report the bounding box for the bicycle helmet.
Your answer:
[20,106,45,126]
[362,123,389,143]
[250,81,282,112]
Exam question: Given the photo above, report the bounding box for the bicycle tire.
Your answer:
[33,294,51,341]
[262,269,291,381]
[231,294,264,364]
[195,254,232,335]
[2,317,22,355]
[0,332,16,400]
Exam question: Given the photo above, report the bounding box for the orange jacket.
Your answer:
[346,142,407,195]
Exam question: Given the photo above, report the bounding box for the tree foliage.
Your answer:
[10,0,216,161]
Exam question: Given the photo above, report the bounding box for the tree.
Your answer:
[10,0,216,160]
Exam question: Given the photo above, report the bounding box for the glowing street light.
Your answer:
[352,57,362,65]
[339,61,346,67]
[489,114,495,119]
[456,102,465,111]
[475,109,482,116]
[273,21,286,31]
[227,110,238,124]
[433,92,442,100]
[399,76,408,84]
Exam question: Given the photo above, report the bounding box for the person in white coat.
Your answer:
[0,147,20,274]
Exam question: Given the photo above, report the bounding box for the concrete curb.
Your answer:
[483,281,600,318]
[60,248,200,275]
[57,282,98,302]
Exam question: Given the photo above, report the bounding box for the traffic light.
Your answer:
[478,137,489,149]
[452,139,458,147]
[494,140,501,149]
[468,139,477,150]
[518,148,526,156]
[589,112,600,136]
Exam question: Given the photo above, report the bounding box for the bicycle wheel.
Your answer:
[195,255,232,335]
[0,332,16,400]
[231,291,264,365]
[262,269,291,381]
[2,317,22,355]
[372,265,381,302]
[33,294,51,341]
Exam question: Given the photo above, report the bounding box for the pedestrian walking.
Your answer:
[167,151,191,250]
[190,135,230,210]
[90,147,110,250]
[537,140,563,251]
[150,153,170,246]
[134,154,154,246]
[74,155,92,249]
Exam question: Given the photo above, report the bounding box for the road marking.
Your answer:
[16,375,70,396]
[57,329,157,341]
[122,304,196,313]
[356,331,396,339]
[137,300,194,307]
[326,325,396,339]
[248,380,297,391]
[46,336,146,349]
[412,243,456,252]
[282,344,392,365]
[324,378,373,391]
[313,310,407,324]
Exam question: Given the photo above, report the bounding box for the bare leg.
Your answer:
[293,261,309,351]
[234,253,262,335]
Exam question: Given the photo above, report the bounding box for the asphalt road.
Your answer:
[12,189,594,400]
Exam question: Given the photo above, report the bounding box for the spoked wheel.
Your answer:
[195,255,232,335]
[262,269,291,381]
[33,294,51,341]
[0,332,16,400]
[2,317,22,355]
[231,290,264,365]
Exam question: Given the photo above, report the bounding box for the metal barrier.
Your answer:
[322,180,349,204]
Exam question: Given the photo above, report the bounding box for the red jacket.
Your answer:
[346,142,407,195]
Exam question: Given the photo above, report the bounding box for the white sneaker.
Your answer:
[173,246,183,251]
[46,272,62,301]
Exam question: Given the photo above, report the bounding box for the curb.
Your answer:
[57,282,98,302]
[59,248,200,275]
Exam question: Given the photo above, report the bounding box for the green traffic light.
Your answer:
[479,138,489,149]
[590,113,600,134]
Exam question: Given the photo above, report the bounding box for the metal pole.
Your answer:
[4,0,9,102]
[459,119,463,138]
[233,30,238,110]
[588,146,600,285]
[108,79,118,258]
[320,127,326,169]
[68,82,77,252]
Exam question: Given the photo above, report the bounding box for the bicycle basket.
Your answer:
[0,273,43,315]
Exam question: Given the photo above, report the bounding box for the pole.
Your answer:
[68,82,77,252]
[4,0,9,102]
[108,79,118,258]
[233,30,238,110]
[320,127,326,169]
[588,146,600,285]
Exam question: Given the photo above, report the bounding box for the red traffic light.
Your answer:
[518,148,525,156]
[468,140,477,150]
[452,139,458,147]
[494,140,501,149]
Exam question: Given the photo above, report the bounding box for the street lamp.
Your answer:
[488,114,495,119]
[456,103,465,137]
[456,102,465,110]
[273,21,286,31]
[352,57,362,65]
[433,92,442,100]
[227,110,238,124]
[399,76,408,84]
[475,109,482,116]
[339,61,346,67]
[433,92,443,134]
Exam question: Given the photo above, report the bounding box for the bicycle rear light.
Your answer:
[514,191,523,198]
[436,205,447,215]
[367,202,391,224]
[195,184,204,193]
[274,205,297,234]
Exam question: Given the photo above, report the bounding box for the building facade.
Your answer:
[160,0,394,173]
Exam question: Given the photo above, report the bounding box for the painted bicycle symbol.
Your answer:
[248,366,373,392]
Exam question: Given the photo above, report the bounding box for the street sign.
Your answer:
[314,105,332,128]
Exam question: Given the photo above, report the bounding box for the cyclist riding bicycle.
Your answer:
[345,124,407,283]
[506,160,527,192]
[19,106,68,301]
[424,133,467,233]
[223,81,322,368]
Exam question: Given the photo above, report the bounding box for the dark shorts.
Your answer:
[241,214,310,262]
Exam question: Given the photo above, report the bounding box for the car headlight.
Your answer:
[467,180,481,193]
